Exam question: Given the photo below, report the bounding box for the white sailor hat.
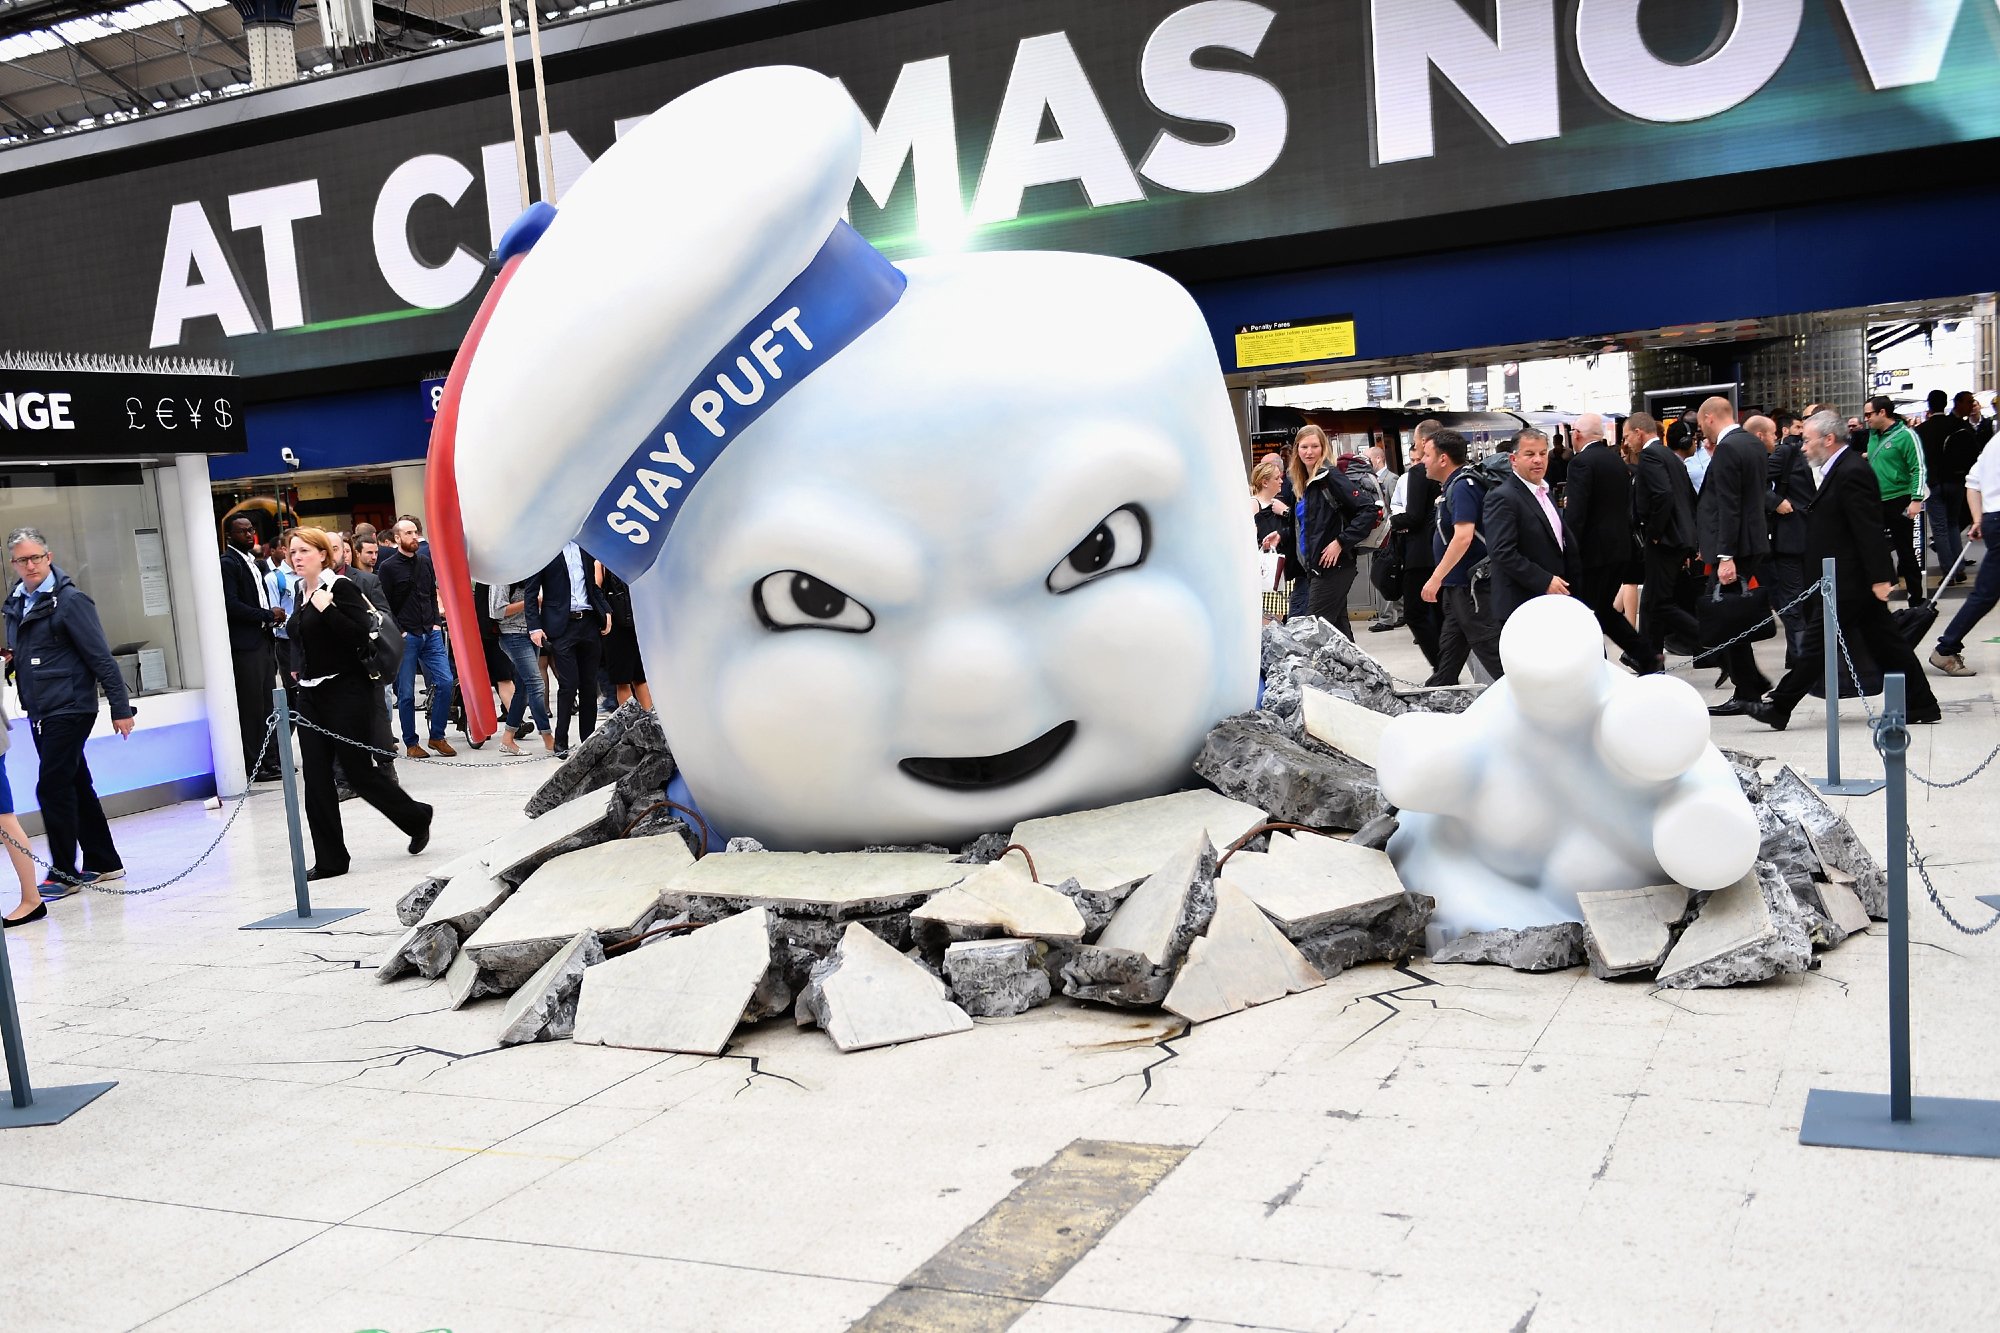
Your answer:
[426,66,906,736]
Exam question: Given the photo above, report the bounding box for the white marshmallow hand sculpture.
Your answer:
[429,66,1259,850]
[1378,596,1759,936]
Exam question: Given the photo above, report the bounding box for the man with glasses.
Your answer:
[1,527,137,895]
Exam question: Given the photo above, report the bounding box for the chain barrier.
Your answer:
[7,705,551,902]
[1831,613,2000,790]
[2,715,282,897]
[285,709,555,769]
[1904,828,2000,936]
[1661,576,1831,673]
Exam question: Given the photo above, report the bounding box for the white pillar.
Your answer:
[390,463,427,530]
[175,453,247,799]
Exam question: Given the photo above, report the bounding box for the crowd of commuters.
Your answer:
[1254,387,2000,724]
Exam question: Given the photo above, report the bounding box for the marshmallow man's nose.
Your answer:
[904,613,1039,722]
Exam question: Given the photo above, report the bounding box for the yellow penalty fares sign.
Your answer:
[1234,315,1356,370]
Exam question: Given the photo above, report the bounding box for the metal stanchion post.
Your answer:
[1813,557,1884,796]
[242,685,366,930]
[1800,673,2000,1157]
[1,908,115,1128]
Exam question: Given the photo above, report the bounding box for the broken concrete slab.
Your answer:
[1194,711,1384,831]
[572,908,781,1055]
[475,787,618,887]
[1350,812,1399,851]
[1657,862,1813,989]
[943,938,1054,1017]
[1095,833,1216,968]
[1577,884,1692,979]
[1010,789,1266,899]
[524,700,674,818]
[461,836,694,991]
[498,930,605,1046]
[1062,834,1219,1007]
[795,921,973,1052]
[661,851,967,920]
[1165,881,1323,1024]
[911,855,1087,947]
[1219,831,1406,939]
[1802,875,1871,941]
[1763,766,1887,917]
[1299,686,1390,766]
[396,847,488,926]
[1792,873,1869,950]
[374,925,425,982]
[1051,876,1120,936]
[1432,922,1587,972]
[444,945,506,1009]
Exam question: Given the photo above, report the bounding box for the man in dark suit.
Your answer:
[1482,427,1574,627]
[1695,397,1774,713]
[1562,413,1658,672]
[527,540,612,756]
[1764,415,1815,665]
[1630,413,1699,662]
[1749,412,1941,728]
[220,516,284,781]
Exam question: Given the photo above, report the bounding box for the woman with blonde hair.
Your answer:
[282,527,434,879]
[1288,425,1376,639]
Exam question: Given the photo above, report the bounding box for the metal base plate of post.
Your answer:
[1811,775,1886,796]
[0,1079,116,1128]
[1800,1088,2000,1159]
[241,906,368,931]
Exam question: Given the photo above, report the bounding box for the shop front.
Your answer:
[0,361,253,826]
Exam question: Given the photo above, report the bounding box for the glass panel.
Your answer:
[0,465,183,697]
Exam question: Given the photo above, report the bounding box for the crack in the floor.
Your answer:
[709,1050,808,1097]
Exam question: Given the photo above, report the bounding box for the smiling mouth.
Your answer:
[899,721,1077,790]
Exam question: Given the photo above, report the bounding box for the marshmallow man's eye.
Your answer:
[1047,505,1149,594]
[753,571,876,633]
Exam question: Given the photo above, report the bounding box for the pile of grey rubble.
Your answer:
[374,624,1885,1056]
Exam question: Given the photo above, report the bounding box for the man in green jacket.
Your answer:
[1865,395,1928,606]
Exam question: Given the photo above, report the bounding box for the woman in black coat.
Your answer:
[1288,426,1378,640]
[283,527,433,879]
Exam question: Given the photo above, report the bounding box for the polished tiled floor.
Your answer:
[4,594,2000,1331]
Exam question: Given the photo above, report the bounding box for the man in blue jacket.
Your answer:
[2,527,137,894]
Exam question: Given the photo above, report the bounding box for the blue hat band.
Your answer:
[579,221,907,582]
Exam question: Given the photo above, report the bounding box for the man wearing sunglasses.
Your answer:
[1,528,137,897]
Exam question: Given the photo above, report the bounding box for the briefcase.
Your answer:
[1697,576,1777,648]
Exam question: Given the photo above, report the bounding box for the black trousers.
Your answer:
[32,713,121,880]
[1770,593,1939,719]
[1305,563,1359,640]
[1426,584,1503,685]
[1575,563,1655,667]
[1401,562,1442,666]
[1882,500,1925,604]
[548,618,604,746]
[231,639,277,775]
[1766,553,1811,666]
[298,675,431,873]
[1639,543,1699,659]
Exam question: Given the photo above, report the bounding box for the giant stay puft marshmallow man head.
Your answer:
[428,66,1260,850]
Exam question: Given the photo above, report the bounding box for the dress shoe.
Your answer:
[1908,706,1943,725]
[427,737,457,757]
[408,807,434,856]
[1930,650,1975,677]
[405,744,428,760]
[336,785,358,802]
[1706,699,1754,716]
[252,769,282,783]
[3,901,48,928]
[1745,700,1790,730]
[1712,669,1731,690]
[305,865,348,881]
